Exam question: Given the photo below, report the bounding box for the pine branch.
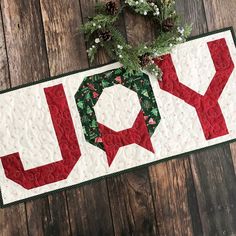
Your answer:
[80,0,192,79]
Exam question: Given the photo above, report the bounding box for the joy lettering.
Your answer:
[0,38,234,189]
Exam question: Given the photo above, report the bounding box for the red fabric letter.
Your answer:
[0,84,81,189]
[154,38,234,140]
[99,111,155,166]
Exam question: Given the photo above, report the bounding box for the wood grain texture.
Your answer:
[79,0,123,65]
[1,0,72,235]
[27,194,71,236]
[40,0,88,76]
[26,198,51,236]
[0,7,10,91]
[204,0,236,177]
[191,146,236,236]
[175,0,208,36]
[79,0,108,65]
[47,193,71,236]
[0,205,28,236]
[147,1,206,235]
[0,0,50,235]
[49,1,114,235]
[230,144,236,174]
[1,0,49,86]
[183,0,236,235]
[149,158,202,236]
[35,0,92,235]
[67,182,114,236]
[107,169,158,236]
[124,6,155,46]
[175,0,236,235]
[203,0,236,31]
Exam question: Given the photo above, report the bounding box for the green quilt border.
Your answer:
[0,27,235,208]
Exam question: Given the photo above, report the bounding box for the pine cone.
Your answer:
[162,18,175,32]
[98,30,112,42]
[139,53,152,67]
[105,1,118,15]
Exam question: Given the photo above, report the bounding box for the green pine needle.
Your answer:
[81,0,192,79]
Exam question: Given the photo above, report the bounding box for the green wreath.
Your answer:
[75,68,161,150]
[82,0,191,79]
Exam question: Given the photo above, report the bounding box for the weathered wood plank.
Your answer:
[204,0,236,176]
[0,0,51,235]
[203,0,236,30]
[0,8,10,91]
[47,193,71,236]
[191,146,236,236]
[188,1,236,235]
[148,1,206,235]
[0,0,71,235]
[230,144,236,173]
[124,9,155,46]
[29,0,93,235]
[27,194,71,236]
[40,0,114,235]
[107,169,158,236]
[40,0,88,76]
[26,197,51,236]
[0,204,28,236]
[175,0,208,35]
[149,158,203,236]
[79,0,108,65]
[1,0,49,86]
[67,181,114,236]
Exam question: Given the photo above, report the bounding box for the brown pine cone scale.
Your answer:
[98,30,112,42]
[139,53,152,67]
[162,18,175,32]
[105,1,118,15]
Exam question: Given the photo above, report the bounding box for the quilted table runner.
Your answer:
[0,28,236,206]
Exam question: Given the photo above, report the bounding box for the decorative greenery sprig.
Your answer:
[82,0,191,79]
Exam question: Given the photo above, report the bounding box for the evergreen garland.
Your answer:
[82,0,191,79]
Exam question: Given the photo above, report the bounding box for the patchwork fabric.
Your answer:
[1,85,82,189]
[154,38,234,140]
[74,68,161,150]
[74,68,161,165]
[0,29,236,206]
